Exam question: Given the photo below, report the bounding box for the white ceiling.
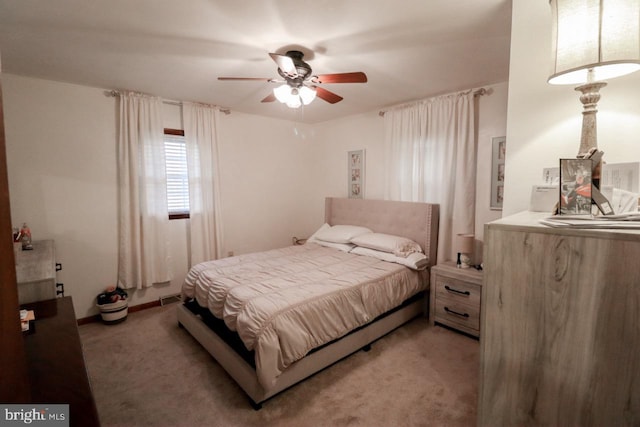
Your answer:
[0,0,512,124]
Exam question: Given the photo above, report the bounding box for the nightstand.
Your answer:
[430,261,482,338]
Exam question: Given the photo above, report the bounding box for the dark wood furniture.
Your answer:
[22,297,100,427]
[0,58,31,403]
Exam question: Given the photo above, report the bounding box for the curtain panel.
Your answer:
[117,92,172,289]
[384,91,476,263]
[183,102,224,267]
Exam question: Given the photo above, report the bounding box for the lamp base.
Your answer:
[575,81,607,158]
[457,253,471,269]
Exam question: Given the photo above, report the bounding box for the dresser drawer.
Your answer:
[434,298,480,332]
[435,275,481,307]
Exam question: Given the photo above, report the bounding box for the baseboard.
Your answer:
[128,300,161,313]
[77,314,101,325]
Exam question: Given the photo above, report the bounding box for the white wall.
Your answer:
[4,76,120,317]
[215,112,324,255]
[475,82,509,261]
[311,110,386,200]
[3,74,508,318]
[504,0,640,215]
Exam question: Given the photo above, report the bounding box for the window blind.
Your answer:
[164,134,190,215]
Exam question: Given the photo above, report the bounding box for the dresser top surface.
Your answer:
[487,211,640,240]
[432,261,483,283]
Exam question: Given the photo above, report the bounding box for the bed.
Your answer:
[177,197,439,408]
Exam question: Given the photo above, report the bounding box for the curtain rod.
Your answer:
[378,87,489,117]
[105,90,231,115]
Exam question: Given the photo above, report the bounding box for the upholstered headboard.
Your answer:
[324,197,439,267]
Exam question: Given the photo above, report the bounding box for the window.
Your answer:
[164,129,189,219]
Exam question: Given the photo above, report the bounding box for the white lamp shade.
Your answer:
[285,95,302,108]
[549,0,640,85]
[273,85,314,108]
[273,84,292,103]
[299,86,317,105]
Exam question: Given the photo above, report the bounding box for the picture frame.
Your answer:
[348,149,365,199]
[559,158,592,215]
[490,136,506,210]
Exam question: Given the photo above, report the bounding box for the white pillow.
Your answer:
[306,223,331,243]
[350,232,423,258]
[314,224,373,244]
[351,246,429,270]
[312,240,355,252]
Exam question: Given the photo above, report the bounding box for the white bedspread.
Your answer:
[182,243,425,388]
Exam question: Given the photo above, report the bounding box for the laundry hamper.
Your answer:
[96,287,128,324]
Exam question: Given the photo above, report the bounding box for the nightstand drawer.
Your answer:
[434,298,480,331]
[435,276,481,307]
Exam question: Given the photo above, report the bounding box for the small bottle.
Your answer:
[20,223,33,250]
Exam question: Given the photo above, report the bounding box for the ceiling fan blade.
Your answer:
[314,72,368,84]
[315,87,344,104]
[218,77,273,81]
[269,53,298,77]
[261,93,276,103]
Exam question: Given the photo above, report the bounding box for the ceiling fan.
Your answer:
[218,50,367,108]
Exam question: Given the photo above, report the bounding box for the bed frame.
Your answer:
[177,197,439,408]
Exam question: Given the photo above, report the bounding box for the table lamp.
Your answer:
[456,234,474,269]
[548,0,640,163]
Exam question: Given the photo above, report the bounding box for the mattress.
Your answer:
[182,243,425,388]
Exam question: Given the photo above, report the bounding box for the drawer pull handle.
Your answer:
[444,306,469,318]
[445,285,470,296]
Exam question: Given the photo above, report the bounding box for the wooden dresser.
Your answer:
[478,211,640,426]
[430,262,482,337]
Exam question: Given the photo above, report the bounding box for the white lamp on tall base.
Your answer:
[548,0,640,168]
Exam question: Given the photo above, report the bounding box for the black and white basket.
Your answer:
[97,299,128,324]
[96,287,128,324]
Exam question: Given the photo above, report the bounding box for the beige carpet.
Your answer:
[79,304,479,427]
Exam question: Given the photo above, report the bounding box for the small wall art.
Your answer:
[490,136,506,210]
[348,149,365,199]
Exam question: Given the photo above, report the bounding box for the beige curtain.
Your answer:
[117,91,172,289]
[384,90,476,263]
[182,102,223,266]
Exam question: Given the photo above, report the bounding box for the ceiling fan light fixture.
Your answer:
[273,85,313,109]
[273,84,292,103]
[285,91,302,109]
[299,86,317,105]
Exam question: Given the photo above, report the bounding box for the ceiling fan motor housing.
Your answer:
[278,50,312,87]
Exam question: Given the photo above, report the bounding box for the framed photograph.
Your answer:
[490,136,506,210]
[559,158,592,215]
[348,149,365,199]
